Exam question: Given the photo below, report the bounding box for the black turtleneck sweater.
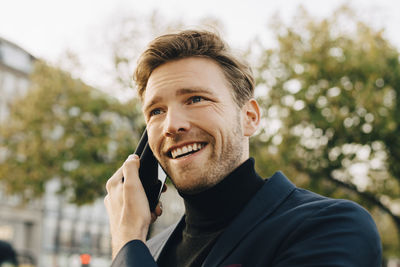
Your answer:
[157,158,265,267]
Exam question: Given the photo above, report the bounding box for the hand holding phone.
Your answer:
[132,129,167,211]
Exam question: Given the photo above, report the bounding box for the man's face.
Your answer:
[142,57,250,194]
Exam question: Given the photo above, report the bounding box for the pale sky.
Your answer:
[1,0,400,92]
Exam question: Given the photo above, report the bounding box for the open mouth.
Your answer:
[168,142,207,159]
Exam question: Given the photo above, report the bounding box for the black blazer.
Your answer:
[112,172,382,267]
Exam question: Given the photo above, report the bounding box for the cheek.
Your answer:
[191,104,228,124]
[191,105,239,139]
[209,105,241,128]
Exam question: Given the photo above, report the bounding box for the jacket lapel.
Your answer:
[202,171,296,267]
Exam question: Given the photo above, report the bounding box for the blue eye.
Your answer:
[150,109,162,116]
[190,96,203,103]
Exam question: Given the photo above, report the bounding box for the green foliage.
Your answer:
[0,61,144,205]
[252,6,400,257]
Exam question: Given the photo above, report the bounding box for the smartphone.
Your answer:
[133,129,167,211]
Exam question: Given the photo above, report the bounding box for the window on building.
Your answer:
[1,43,33,74]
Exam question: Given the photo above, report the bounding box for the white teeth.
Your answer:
[171,143,204,159]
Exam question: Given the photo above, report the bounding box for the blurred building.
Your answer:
[40,179,112,267]
[0,36,42,265]
[0,37,113,266]
[0,37,34,123]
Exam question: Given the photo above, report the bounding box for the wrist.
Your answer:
[112,223,149,258]
[132,223,149,242]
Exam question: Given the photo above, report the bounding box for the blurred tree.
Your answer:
[252,6,400,257]
[0,61,144,204]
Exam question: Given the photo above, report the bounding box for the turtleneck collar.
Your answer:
[178,158,265,235]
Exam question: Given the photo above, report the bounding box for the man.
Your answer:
[104,30,382,266]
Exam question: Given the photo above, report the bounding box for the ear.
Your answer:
[242,99,261,137]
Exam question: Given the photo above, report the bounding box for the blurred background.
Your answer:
[1,0,400,266]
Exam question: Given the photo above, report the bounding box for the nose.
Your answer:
[163,108,190,137]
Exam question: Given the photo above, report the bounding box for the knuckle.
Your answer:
[124,158,139,168]
[103,195,109,206]
[105,179,112,192]
[122,162,140,180]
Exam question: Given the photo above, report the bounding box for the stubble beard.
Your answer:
[162,116,245,194]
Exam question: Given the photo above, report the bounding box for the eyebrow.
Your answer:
[176,87,212,96]
[143,87,213,113]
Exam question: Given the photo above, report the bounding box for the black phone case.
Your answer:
[134,129,164,211]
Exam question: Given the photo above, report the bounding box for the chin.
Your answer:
[176,184,210,195]
[171,177,211,195]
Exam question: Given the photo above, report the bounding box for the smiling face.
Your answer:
[142,57,259,194]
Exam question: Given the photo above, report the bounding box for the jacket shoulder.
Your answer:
[272,189,382,266]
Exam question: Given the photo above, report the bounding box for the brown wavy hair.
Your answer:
[133,30,254,107]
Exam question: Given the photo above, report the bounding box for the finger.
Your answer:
[150,202,163,223]
[122,154,142,188]
[154,201,163,217]
[151,213,157,223]
[121,154,138,184]
[162,183,168,193]
[103,194,109,209]
[124,153,138,163]
[104,181,123,210]
[105,166,123,192]
[121,154,149,211]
